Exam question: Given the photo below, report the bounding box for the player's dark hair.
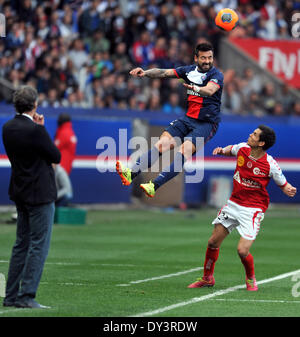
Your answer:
[57,113,71,127]
[13,85,38,114]
[194,43,214,56]
[258,124,276,150]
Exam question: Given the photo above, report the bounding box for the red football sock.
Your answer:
[203,246,219,278]
[240,253,255,279]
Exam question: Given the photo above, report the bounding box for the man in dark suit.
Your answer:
[2,85,61,309]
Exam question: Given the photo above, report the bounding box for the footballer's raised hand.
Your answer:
[281,183,297,197]
[213,145,234,156]
[130,67,146,77]
[213,147,224,156]
[183,83,200,92]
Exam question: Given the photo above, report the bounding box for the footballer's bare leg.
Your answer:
[178,139,196,159]
[188,224,229,288]
[208,223,230,248]
[154,131,178,154]
[237,237,258,291]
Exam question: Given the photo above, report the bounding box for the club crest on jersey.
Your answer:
[247,161,252,168]
[237,156,244,167]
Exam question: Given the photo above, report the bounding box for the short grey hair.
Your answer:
[13,85,38,114]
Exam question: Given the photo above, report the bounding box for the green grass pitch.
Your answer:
[0,206,300,317]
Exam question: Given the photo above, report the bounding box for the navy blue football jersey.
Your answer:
[173,65,223,123]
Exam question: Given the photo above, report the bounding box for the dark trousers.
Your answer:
[4,202,55,303]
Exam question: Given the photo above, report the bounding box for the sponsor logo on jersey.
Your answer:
[237,156,245,167]
[233,170,261,189]
[186,89,207,97]
[241,177,261,188]
[253,167,267,176]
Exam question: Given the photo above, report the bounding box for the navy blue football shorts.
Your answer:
[165,115,219,149]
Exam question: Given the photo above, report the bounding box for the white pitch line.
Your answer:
[45,262,81,266]
[0,260,135,267]
[40,281,98,287]
[213,298,300,304]
[0,308,31,315]
[91,263,136,267]
[0,307,53,315]
[132,268,300,317]
[117,267,203,287]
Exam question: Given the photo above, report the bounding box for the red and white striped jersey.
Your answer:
[229,142,287,212]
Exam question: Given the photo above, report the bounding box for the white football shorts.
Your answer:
[212,200,264,241]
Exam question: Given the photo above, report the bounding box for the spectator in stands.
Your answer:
[36,15,49,40]
[47,11,61,40]
[223,82,242,115]
[68,38,89,72]
[260,0,277,40]
[132,30,155,67]
[6,22,23,49]
[240,67,262,97]
[78,0,102,37]
[60,9,77,42]
[278,84,294,111]
[148,93,161,112]
[162,92,184,116]
[291,101,300,117]
[47,88,60,108]
[259,83,276,114]
[111,41,131,73]
[17,0,34,24]
[272,102,285,116]
[246,92,265,117]
[0,0,297,116]
[153,37,168,67]
[86,30,110,54]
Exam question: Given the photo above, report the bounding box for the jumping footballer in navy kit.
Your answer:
[116,42,224,198]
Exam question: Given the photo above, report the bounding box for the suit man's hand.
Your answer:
[33,113,44,125]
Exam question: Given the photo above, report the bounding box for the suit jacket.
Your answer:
[2,114,61,205]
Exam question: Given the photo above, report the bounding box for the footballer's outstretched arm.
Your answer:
[183,82,219,97]
[130,67,177,78]
[212,145,234,157]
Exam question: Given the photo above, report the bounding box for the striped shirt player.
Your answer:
[188,125,297,291]
[116,43,224,198]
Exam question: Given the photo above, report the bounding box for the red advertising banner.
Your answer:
[230,38,300,88]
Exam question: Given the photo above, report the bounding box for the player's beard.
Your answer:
[198,63,213,72]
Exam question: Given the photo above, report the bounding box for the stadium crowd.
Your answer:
[0,0,299,117]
